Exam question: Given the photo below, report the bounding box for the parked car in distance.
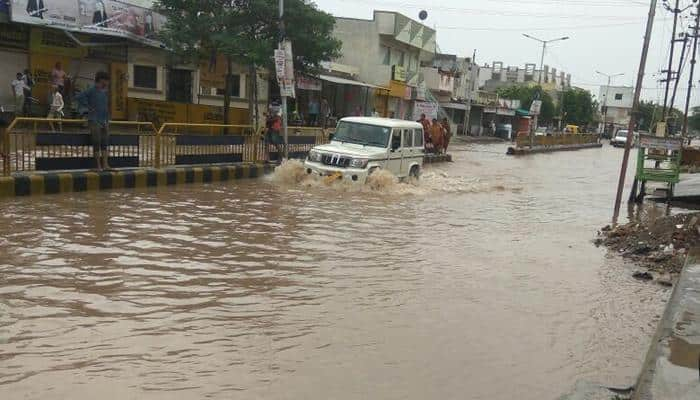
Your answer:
[495,123,513,140]
[610,130,638,147]
[535,127,547,136]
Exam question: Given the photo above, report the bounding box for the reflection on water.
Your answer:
[0,144,668,400]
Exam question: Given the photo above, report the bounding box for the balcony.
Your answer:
[421,67,454,95]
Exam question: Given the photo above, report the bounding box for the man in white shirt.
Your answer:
[48,85,64,131]
[11,72,28,116]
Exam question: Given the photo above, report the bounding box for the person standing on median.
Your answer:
[76,71,110,171]
[11,73,29,116]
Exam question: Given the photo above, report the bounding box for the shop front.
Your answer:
[320,74,382,121]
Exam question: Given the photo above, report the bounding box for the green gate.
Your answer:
[632,134,683,202]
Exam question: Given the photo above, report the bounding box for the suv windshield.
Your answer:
[333,122,391,148]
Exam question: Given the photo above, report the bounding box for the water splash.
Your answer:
[269,161,520,196]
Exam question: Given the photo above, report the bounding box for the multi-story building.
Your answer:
[478,62,571,92]
[599,85,633,131]
[332,11,436,119]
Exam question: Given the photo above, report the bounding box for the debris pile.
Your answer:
[596,213,700,285]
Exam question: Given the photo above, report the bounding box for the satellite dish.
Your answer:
[419,10,428,21]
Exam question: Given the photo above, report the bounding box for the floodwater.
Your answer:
[0,142,669,400]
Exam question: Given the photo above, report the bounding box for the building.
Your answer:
[0,3,267,126]
[599,85,633,131]
[478,62,571,93]
[332,11,436,119]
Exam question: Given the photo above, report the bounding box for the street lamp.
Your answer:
[596,70,625,136]
[522,34,570,84]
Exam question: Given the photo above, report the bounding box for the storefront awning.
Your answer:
[319,75,385,90]
[441,102,468,111]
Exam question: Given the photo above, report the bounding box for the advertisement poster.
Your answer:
[413,101,438,120]
[11,0,165,45]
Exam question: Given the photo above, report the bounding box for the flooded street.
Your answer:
[0,143,669,400]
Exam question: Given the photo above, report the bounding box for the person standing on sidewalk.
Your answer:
[308,97,320,126]
[11,73,28,116]
[76,71,110,171]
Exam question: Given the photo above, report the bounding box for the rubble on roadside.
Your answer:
[595,213,700,286]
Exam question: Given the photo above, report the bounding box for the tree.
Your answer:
[496,85,555,124]
[636,101,684,133]
[155,0,341,126]
[561,88,597,127]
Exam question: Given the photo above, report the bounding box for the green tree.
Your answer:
[155,0,341,125]
[561,88,597,127]
[636,101,684,133]
[496,85,555,124]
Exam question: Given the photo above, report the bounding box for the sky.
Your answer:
[313,0,700,108]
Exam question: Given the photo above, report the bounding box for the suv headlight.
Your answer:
[349,158,369,168]
[308,150,322,163]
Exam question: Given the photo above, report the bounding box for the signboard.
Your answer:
[11,0,166,45]
[392,65,407,82]
[296,74,321,91]
[529,100,542,116]
[274,41,295,98]
[413,101,438,120]
[638,134,683,151]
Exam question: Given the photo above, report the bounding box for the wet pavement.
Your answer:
[0,143,670,399]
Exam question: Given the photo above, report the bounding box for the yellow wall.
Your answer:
[127,98,250,127]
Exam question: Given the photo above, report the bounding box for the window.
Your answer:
[215,74,241,97]
[167,68,193,103]
[414,129,424,148]
[391,129,401,150]
[615,93,623,100]
[381,46,390,66]
[133,65,157,89]
[402,129,412,147]
[399,51,405,67]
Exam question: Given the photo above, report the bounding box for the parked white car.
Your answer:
[304,117,425,183]
[611,130,638,148]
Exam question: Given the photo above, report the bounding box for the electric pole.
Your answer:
[613,0,658,223]
[661,0,686,123]
[683,1,700,137]
[522,34,570,144]
[279,0,288,159]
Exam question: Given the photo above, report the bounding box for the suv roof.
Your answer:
[339,117,423,129]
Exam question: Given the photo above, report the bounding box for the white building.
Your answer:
[599,85,633,129]
[332,11,436,119]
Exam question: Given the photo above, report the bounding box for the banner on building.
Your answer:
[413,101,438,120]
[11,0,166,46]
[296,74,321,91]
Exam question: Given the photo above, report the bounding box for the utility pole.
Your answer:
[596,71,625,137]
[662,0,682,122]
[613,0,658,223]
[522,34,570,144]
[279,0,288,159]
[683,1,700,137]
[669,33,689,112]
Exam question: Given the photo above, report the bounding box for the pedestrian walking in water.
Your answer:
[11,73,28,116]
[76,71,110,171]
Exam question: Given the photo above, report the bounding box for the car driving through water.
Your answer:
[304,117,425,183]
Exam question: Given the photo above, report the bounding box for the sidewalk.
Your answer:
[633,250,700,400]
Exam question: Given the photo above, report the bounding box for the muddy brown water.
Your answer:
[0,143,669,399]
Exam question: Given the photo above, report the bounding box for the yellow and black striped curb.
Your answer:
[0,163,275,198]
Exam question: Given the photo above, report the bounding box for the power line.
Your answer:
[438,21,645,32]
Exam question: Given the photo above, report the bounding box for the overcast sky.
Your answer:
[313,0,700,108]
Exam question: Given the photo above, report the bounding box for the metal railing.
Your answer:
[1,117,330,176]
[516,133,600,149]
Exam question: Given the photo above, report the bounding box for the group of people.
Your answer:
[10,62,69,120]
[417,114,452,154]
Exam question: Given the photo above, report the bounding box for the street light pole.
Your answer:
[279,0,288,159]
[595,71,624,137]
[522,34,569,144]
